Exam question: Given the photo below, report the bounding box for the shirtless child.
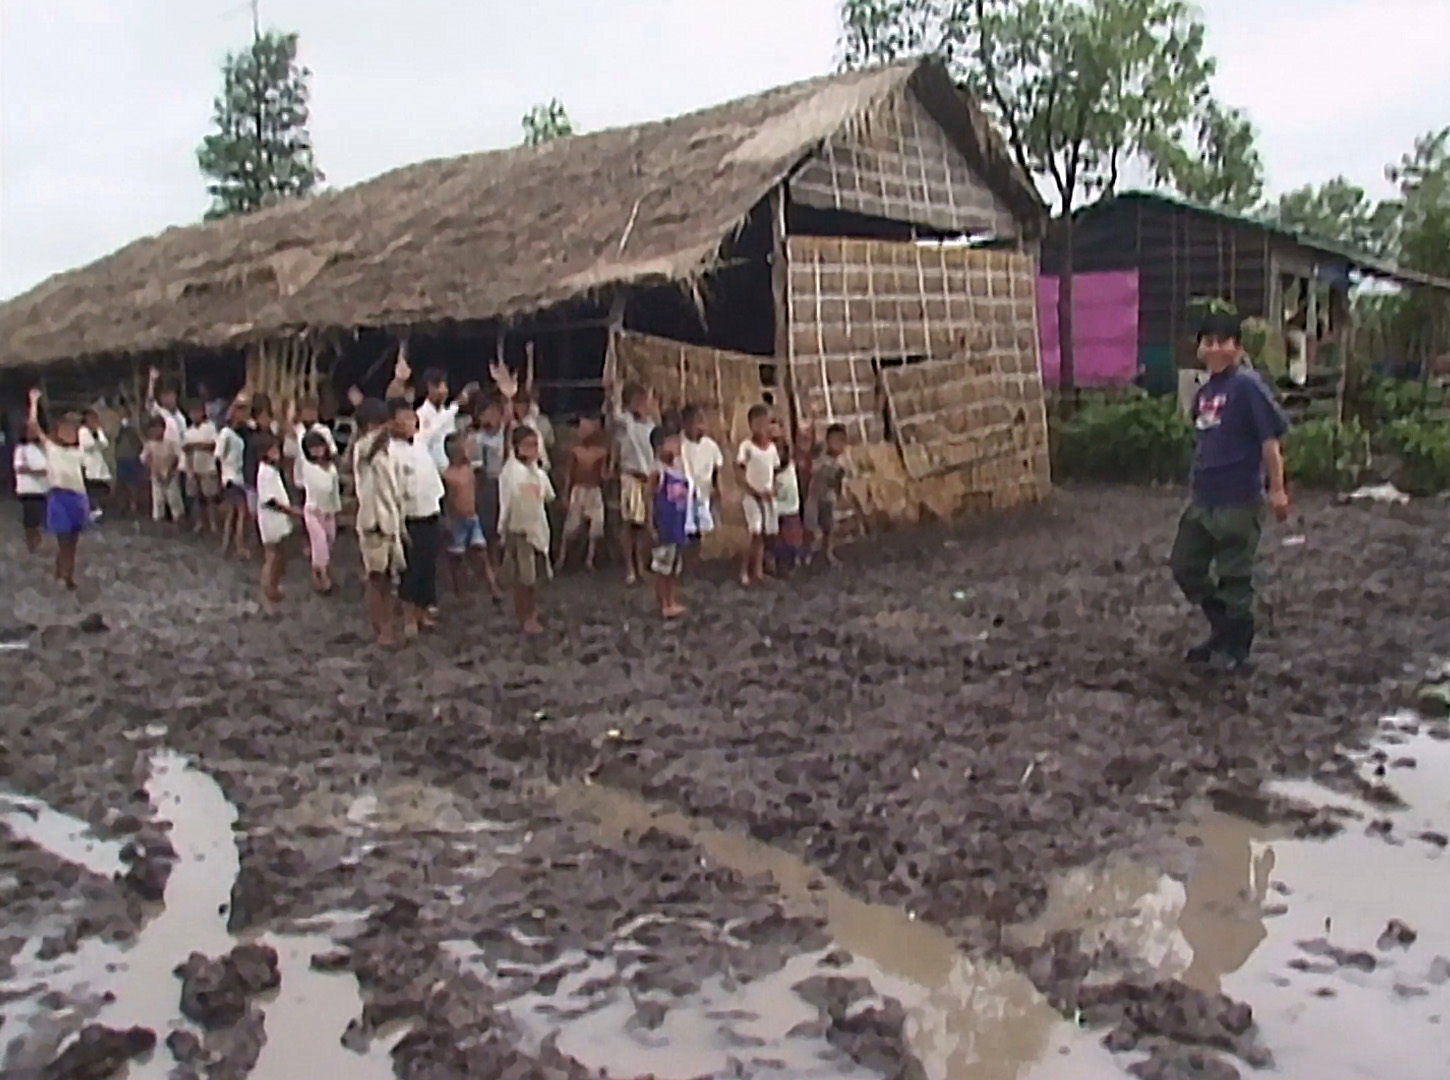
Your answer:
[442,432,502,599]
[557,414,611,572]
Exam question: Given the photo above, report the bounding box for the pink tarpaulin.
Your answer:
[1038,270,1140,388]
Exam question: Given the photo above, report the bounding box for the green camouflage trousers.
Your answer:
[1169,503,1264,622]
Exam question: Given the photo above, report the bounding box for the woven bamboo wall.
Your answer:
[790,89,1018,239]
[615,331,767,557]
[787,237,1050,524]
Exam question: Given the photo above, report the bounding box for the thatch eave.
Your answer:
[0,56,1040,371]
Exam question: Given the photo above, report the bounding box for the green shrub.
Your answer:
[1383,417,1450,495]
[1368,377,1446,424]
[1284,417,1372,490]
[1050,394,1193,484]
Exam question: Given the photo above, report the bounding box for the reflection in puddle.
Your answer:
[552,782,1117,1080]
[1023,721,1450,1080]
[0,793,127,879]
[0,753,399,1080]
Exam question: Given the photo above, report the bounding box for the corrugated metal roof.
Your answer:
[1094,190,1450,293]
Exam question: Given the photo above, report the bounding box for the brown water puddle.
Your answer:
[1019,716,1450,1079]
[0,752,401,1079]
[551,781,1119,1080]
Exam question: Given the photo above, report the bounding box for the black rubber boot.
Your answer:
[1210,616,1256,673]
[1185,599,1228,664]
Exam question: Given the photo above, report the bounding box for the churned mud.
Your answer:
[2,487,1448,1078]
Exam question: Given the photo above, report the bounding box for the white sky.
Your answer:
[1,0,1447,299]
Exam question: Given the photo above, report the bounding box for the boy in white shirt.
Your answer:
[735,403,782,587]
[79,408,112,519]
[353,399,406,647]
[681,404,723,544]
[182,400,221,535]
[390,399,445,635]
[255,432,301,614]
[498,425,555,635]
[13,415,50,554]
[215,402,251,559]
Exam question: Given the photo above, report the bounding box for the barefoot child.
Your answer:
[613,382,656,585]
[13,412,48,554]
[113,408,145,517]
[216,402,251,559]
[468,395,509,550]
[299,431,341,593]
[680,404,723,548]
[353,399,406,646]
[26,389,89,587]
[736,404,782,586]
[255,433,300,612]
[443,432,501,599]
[391,398,444,635]
[141,417,184,524]
[773,419,804,574]
[804,423,850,567]
[649,424,690,619]
[79,409,112,520]
[498,425,554,635]
[557,414,610,572]
[182,401,221,534]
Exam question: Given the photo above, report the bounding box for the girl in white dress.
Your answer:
[255,433,301,613]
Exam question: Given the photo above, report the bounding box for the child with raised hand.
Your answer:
[442,431,502,600]
[26,389,89,588]
[299,430,341,594]
[141,415,185,524]
[498,425,555,635]
[353,398,406,647]
[804,423,851,568]
[735,403,782,586]
[649,423,691,619]
[390,397,445,636]
[255,432,301,613]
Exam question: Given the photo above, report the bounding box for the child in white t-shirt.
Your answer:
[299,431,341,594]
[182,401,221,535]
[14,417,49,554]
[498,425,555,635]
[735,403,782,587]
[255,432,301,613]
[681,404,723,542]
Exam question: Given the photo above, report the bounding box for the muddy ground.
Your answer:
[2,486,1448,1079]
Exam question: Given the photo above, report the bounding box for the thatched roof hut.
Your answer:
[0,57,1040,371]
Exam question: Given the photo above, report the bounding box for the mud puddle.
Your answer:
[0,752,400,1079]
[534,781,1120,1080]
[1021,716,1450,1079]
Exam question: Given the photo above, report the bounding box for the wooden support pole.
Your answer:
[769,185,794,428]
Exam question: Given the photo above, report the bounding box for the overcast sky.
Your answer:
[2,0,1447,299]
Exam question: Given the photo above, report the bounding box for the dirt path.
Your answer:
[2,487,1447,1078]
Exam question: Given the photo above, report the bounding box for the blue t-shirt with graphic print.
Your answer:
[1190,365,1288,508]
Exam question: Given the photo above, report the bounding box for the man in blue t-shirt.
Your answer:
[1169,312,1290,670]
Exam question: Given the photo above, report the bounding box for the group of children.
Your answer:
[12,352,853,640]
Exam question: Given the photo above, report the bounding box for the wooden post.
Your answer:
[769,185,794,429]
[603,293,626,415]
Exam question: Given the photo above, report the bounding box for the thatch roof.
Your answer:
[0,57,1044,370]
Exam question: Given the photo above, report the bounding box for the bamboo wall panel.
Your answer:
[790,89,1018,238]
[616,330,767,557]
[787,237,1050,521]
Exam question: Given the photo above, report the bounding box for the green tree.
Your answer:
[196,30,323,220]
[841,0,1261,391]
[521,99,575,146]
[1272,177,1396,256]
[1376,128,1450,366]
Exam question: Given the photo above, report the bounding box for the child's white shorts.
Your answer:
[743,497,779,537]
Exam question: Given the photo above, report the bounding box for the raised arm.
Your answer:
[25,388,52,447]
